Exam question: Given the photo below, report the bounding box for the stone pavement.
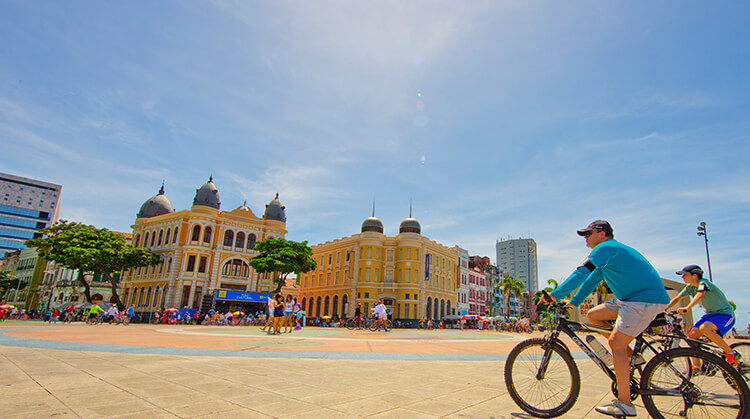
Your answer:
[0,321,654,418]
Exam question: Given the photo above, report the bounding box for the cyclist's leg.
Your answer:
[609,329,637,406]
[586,304,617,337]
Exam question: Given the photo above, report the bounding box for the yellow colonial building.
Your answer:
[121,178,287,314]
[298,212,457,324]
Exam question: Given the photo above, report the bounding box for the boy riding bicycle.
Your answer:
[666,264,741,367]
[541,220,670,417]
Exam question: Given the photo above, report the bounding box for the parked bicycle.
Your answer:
[504,292,750,418]
[345,316,369,330]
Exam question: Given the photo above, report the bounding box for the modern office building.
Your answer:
[120,178,288,316]
[0,172,62,257]
[298,210,457,326]
[496,238,538,295]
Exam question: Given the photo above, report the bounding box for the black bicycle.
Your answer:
[504,293,750,418]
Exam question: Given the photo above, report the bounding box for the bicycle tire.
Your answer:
[730,342,750,378]
[345,318,356,330]
[384,319,392,332]
[504,338,580,417]
[641,347,750,418]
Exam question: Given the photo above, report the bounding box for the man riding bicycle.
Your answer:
[666,264,741,368]
[541,220,669,417]
[371,300,388,330]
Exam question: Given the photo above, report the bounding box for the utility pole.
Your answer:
[697,221,713,282]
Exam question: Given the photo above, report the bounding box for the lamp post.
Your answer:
[697,221,713,282]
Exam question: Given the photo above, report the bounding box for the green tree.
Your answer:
[496,274,525,317]
[0,270,26,302]
[547,278,559,289]
[25,220,160,309]
[249,237,317,294]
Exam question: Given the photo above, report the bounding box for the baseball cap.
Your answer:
[577,220,613,237]
[676,265,703,275]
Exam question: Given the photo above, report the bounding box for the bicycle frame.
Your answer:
[540,306,691,398]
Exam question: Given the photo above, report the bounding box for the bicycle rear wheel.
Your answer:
[504,338,580,417]
[641,347,749,418]
[383,319,392,332]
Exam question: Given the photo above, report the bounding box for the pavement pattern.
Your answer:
[0,321,660,418]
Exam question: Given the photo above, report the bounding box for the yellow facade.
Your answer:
[121,180,287,314]
[299,217,456,322]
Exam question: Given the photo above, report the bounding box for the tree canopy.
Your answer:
[25,220,160,309]
[497,274,525,317]
[0,270,25,302]
[248,237,317,293]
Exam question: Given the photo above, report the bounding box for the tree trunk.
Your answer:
[104,273,124,310]
[77,272,93,304]
[273,272,289,295]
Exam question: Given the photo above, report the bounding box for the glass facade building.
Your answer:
[0,172,62,257]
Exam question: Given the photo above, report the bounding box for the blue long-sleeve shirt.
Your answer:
[550,239,670,307]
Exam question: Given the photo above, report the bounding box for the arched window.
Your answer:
[223,230,234,247]
[235,232,245,248]
[332,295,339,317]
[440,299,445,320]
[134,234,140,247]
[153,286,160,308]
[247,233,257,250]
[172,227,179,243]
[203,226,212,244]
[157,229,163,246]
[145,287,152,308]
[138,287,145,306]
[446,300,452,316]
[161,285,169,308]
[144,232,150,247]
[165,228,171,245]
[221,259,250,277]
[308,298,314,316]
[150,231,156,247]
[324,296,330,316]
[301,297,306,313]
[191,225,201,242]
[316,296,322,317]
[166,257,172,274]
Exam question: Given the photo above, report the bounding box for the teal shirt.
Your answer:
[551,239,670,307]
[679,279,734,316]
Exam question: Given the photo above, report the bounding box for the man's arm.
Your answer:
[549,258,598,303]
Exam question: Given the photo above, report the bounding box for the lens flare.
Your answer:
[416,101,425,111]
[420,155,426,164]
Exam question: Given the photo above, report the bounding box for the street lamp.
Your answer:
[697,221,713,282]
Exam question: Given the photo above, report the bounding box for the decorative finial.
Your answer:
[275,193,279,199]
[372,200,376,217]
[409,198,413,218]
[158,180,165,195]
[209,175,213,182]
[243,200,247,207]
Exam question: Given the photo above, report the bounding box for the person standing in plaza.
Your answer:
[261,296,274,332]
[283,295,294,333]
[271,293,285,335]
[542,220,670,417]
[665,264,741,367]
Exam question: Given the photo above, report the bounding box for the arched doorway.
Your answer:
[315,296,322,317]
[332,295,339,318]
[426,297,432,319]
[324,296,330,316]
[341,294,348,318]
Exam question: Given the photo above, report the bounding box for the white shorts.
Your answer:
[378,313,387,321]
[602,298,668,337]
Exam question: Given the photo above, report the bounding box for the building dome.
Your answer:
[361,217,384,233]
[137,184,175,219]
[399,218,421,234]
[263,193,286,222]
[192,177,221,209]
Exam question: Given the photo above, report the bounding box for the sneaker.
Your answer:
[726,351,742,367]
[595,399,637,417]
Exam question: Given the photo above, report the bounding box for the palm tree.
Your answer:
[547,278,559,290]
[497,274,525,317]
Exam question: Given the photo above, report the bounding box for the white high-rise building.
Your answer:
[496,238,538,295]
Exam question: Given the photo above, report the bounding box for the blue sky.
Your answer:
[1,2,749,325]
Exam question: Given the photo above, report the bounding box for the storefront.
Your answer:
[213,290,272,315]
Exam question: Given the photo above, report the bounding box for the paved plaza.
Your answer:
[0,321,657,418]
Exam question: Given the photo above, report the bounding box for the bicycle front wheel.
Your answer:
[383,319,392,332]
[345,318,356,330]
[641,347,750,418]
[504,338,580,417]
